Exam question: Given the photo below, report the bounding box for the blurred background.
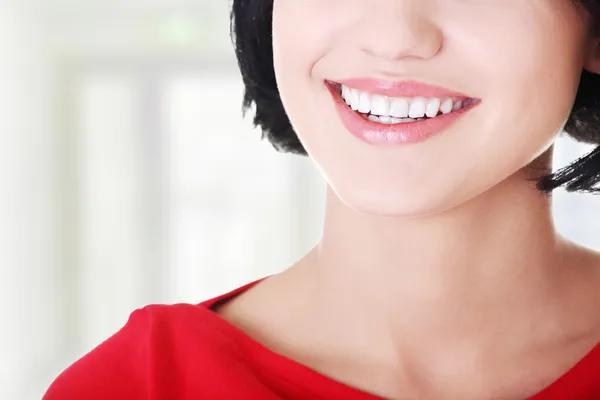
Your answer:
[1,1,599,399]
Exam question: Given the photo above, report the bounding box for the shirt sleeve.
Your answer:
[42,308,151,400]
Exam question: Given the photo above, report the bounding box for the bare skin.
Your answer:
[217,1,600,398]
[215,147,600,400]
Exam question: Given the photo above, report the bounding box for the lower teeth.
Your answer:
[363,114,426,124]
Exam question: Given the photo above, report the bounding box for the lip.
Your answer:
[326,80,480,146]
[335,78,471,98]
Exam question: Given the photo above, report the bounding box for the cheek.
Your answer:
[461,14,585,164]
[272,0,334,68]
[490,34,581,116]
[272,1,338,143]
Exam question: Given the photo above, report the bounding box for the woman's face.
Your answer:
[272,0,598,216]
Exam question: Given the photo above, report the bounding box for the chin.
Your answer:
[330,183,450,218]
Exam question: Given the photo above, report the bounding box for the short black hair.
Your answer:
[230,0,600,195]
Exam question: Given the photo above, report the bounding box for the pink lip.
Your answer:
[335,78,470,98]
[326,80,480,146]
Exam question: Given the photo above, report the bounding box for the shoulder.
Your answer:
[42,302,243,400]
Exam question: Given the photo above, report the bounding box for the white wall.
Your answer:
[0,3,61,399]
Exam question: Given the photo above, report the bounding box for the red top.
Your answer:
[43,278,600,400]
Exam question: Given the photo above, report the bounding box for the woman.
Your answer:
[44,0,600,399]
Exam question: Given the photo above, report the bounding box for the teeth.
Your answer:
[440,98,453,114]
[390,98,410,118]
[350,89,360,111]
[340,84,471,119]
[368,114,421,124]
[425,98,441,118]
[452,100,463,112]
[358,91,371,113]
[370,95,390,116]
[408,97,427,118]
[342,86,351,103]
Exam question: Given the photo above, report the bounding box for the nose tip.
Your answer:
[358,7,443,62]
[363,24,443,62]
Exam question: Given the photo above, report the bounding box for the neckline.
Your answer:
[201,277,600,399]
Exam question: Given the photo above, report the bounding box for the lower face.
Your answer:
[272,0,590,216]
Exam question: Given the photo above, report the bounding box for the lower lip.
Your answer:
[326,83,479,146]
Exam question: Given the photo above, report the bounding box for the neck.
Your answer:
[317,169,563,300]
[301,158,583,360]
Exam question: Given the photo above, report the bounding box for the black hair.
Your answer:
[230,0,600,195]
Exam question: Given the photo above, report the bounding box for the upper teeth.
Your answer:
[341,85,470,119]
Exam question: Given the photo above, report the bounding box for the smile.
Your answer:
[341,84,475,124]
[326,79,481,146]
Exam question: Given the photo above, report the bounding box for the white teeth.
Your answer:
[390,98,410,118]
[370,95,390,116]
[342,86,351,102]
[367,115,421,124]
[440,98,453,114]
[339,85,473,119]
[358,91,371,113]
[408,97,427,118]
[452,100,463,112]
[425,98,441,118]
[350,89,360,111]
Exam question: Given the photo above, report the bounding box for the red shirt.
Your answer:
[43,279,600,399]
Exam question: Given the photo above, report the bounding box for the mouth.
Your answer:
[325,80,481,145]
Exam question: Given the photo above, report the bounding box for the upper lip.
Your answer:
[331,78,473,99]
